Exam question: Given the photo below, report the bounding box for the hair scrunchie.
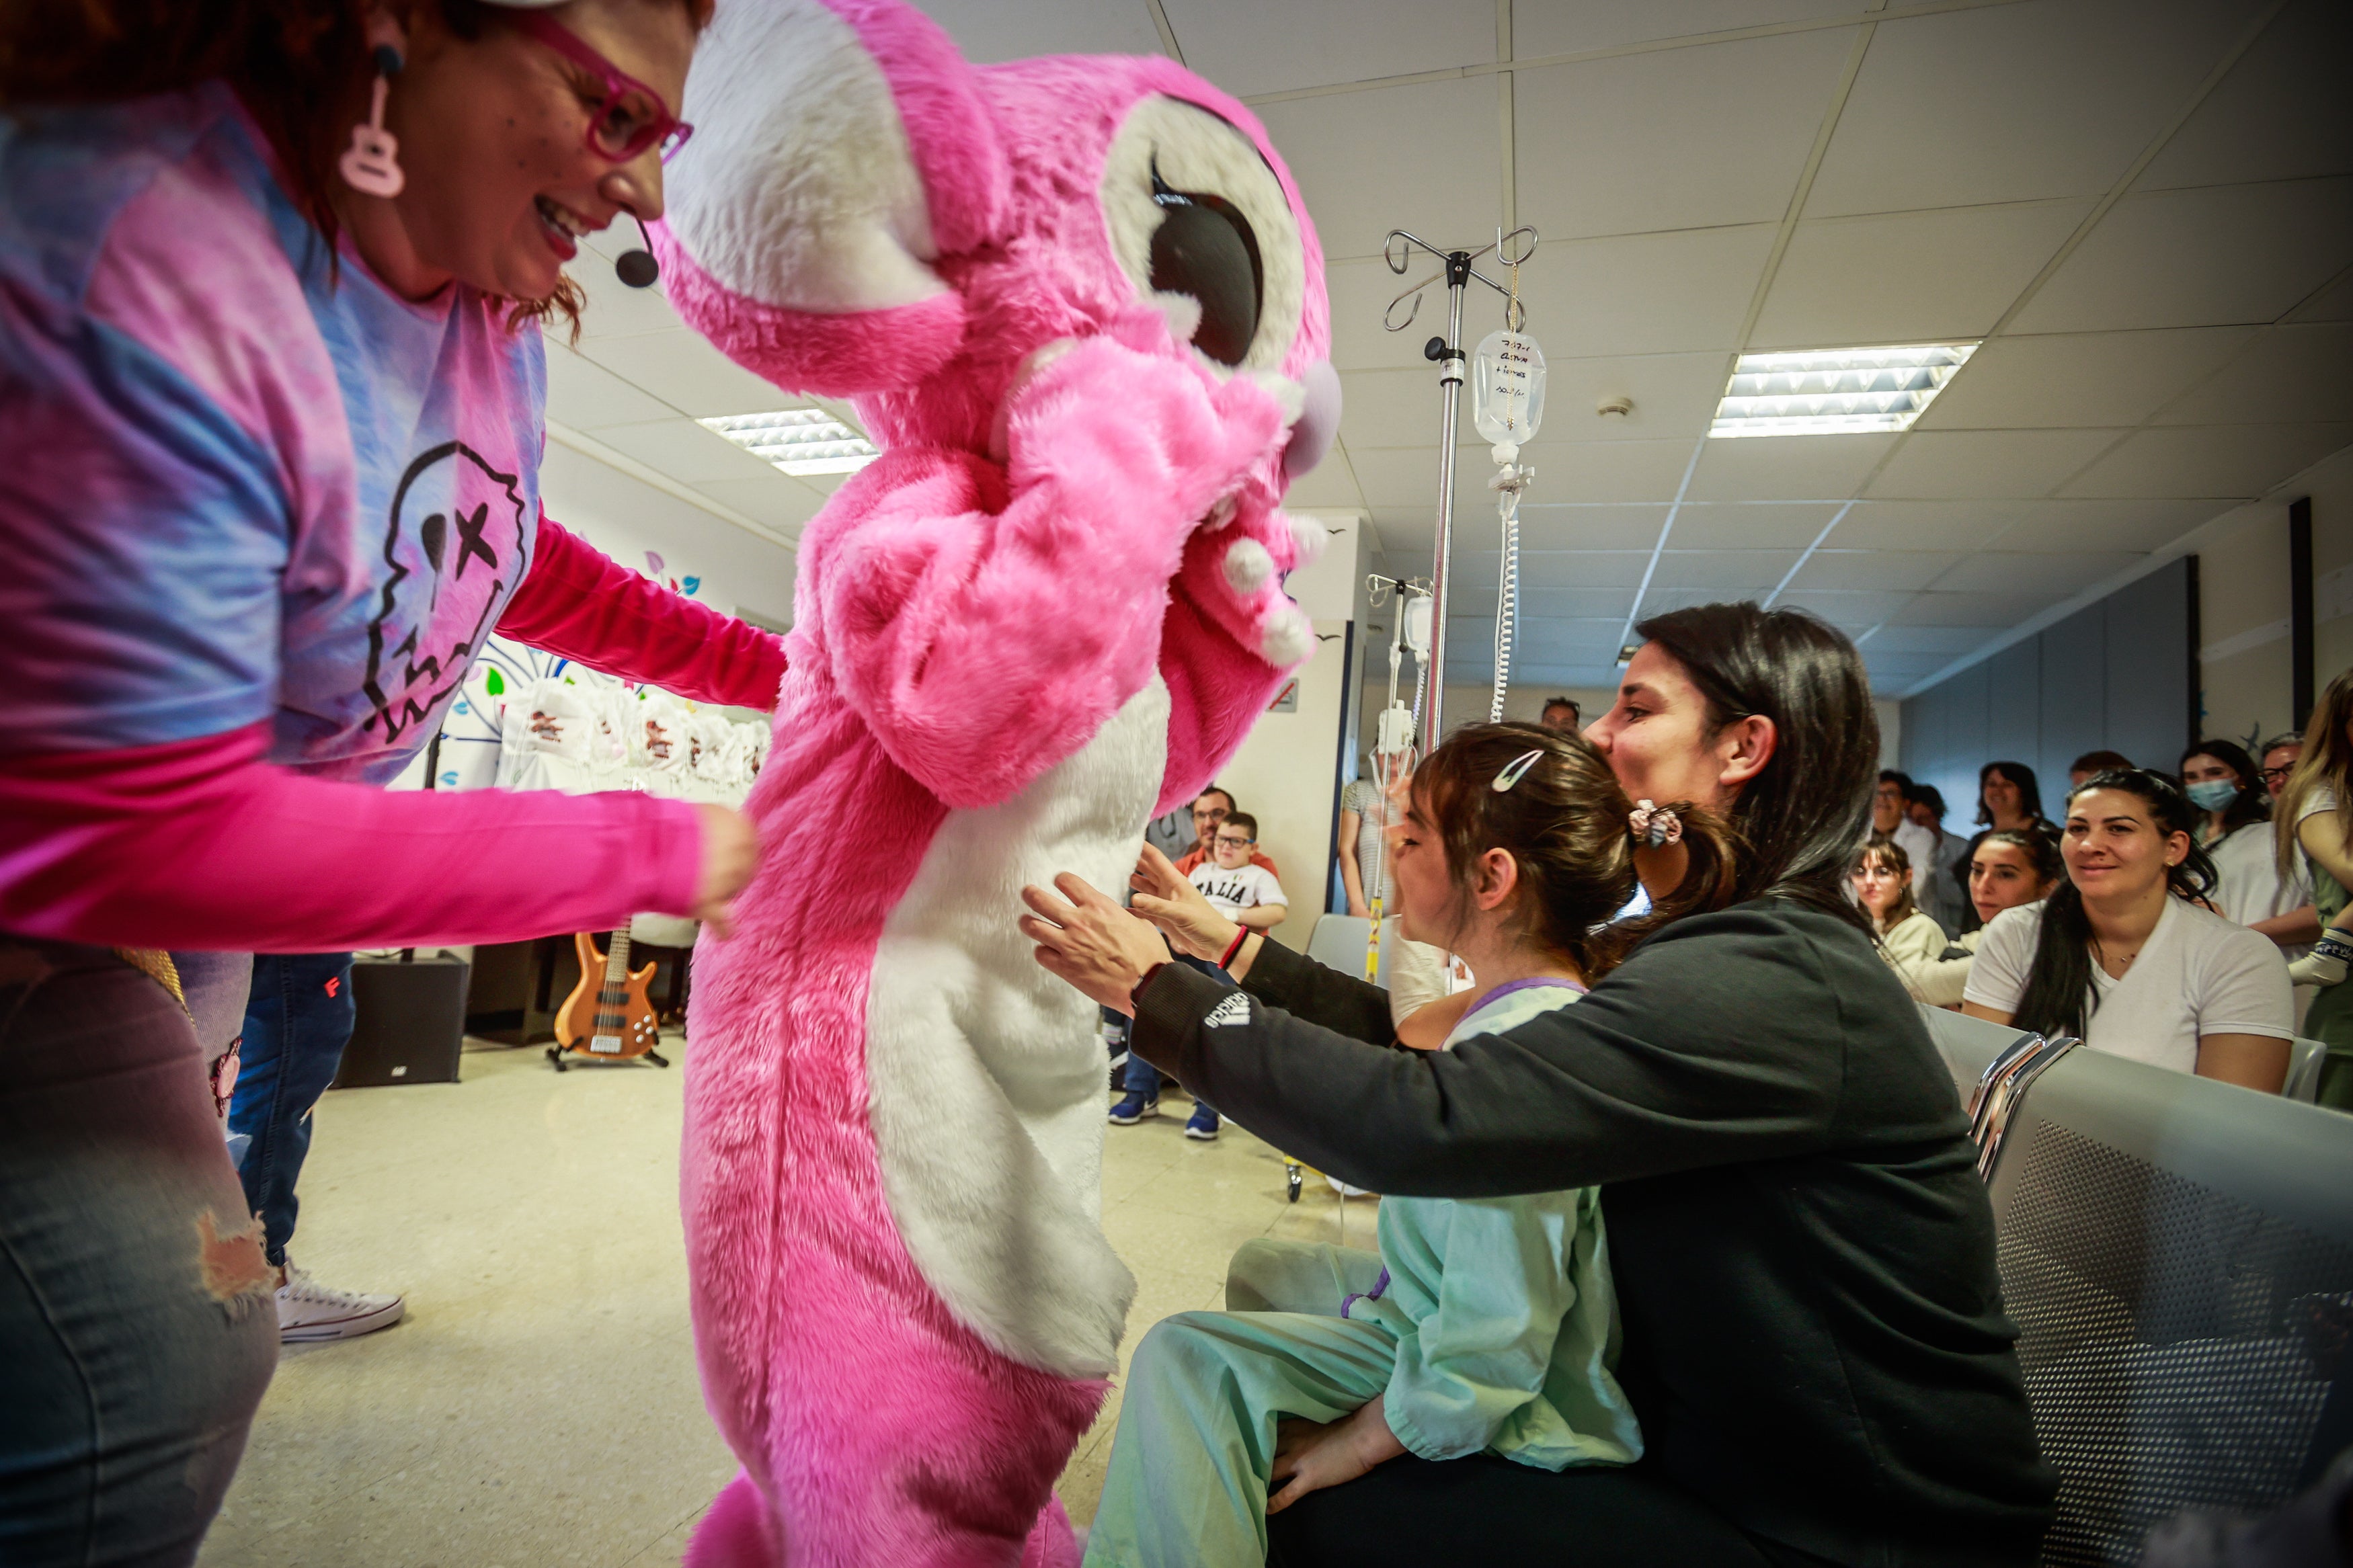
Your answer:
[1628,800,1683,848]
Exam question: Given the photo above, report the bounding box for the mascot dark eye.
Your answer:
[1150,162,1262,368]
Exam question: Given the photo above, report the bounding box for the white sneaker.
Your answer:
[276,1258,405,1344]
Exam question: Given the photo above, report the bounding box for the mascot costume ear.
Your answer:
[655,5,1335,1567]
[650,0,1006,396]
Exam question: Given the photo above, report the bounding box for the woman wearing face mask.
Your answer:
[1964,770,2292,1090]
[1025,602,2053,1568]
[0,4,772,1559]
[2180,740,2317,954]
[1903,828,2063,1008]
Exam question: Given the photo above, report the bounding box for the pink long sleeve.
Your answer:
[500,515,789,711]
[0,723,706,950]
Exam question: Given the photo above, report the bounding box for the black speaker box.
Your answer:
[333,954,469,1088]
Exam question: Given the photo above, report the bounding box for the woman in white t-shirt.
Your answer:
[1905,827,2063,1008]
[2179,740,2317,953]
[1964,768,2292,1089]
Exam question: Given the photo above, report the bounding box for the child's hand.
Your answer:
[1267,1397,1408,1514]
[1128,843,1236,961]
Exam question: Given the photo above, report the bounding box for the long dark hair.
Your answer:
[2179,738,2270,838]
[1634,602,1878,934]
[1409,723,1739,979]
[1853,839,1918,932]
[1976,760,2044,827]
[2011,768,2217,1039]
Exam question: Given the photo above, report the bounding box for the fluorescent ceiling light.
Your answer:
[699,409,879,476]
[1709,343,1977,438]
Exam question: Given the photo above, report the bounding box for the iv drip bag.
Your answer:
[1470,330,1546,452]
[1401,595,1433,654]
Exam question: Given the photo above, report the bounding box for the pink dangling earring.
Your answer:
[340,42,405,198]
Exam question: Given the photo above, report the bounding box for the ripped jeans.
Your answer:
[0,936,279,1567]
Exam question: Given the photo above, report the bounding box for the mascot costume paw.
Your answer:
[652,2,1334,1563]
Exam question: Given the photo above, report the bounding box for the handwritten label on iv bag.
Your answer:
[1471,330,1546,449]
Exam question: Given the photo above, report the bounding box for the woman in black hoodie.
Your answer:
[1023,602,2053,1568]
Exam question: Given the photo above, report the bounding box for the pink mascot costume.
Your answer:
[650,1,1334,1563]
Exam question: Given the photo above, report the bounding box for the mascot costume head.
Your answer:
[657,2,1332,1563]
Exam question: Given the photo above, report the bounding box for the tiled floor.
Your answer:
[198,1033,1378,1567]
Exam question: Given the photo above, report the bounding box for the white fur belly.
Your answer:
[863,677,1169,1378]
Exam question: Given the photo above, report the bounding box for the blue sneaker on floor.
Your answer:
[1185,1104,1220,1141]
[1109,1090,1158,1125]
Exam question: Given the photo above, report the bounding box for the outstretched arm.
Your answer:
[814,331,1289,808]
[499,515,789,711]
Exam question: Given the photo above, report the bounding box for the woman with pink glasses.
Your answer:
[0,3,767,1560]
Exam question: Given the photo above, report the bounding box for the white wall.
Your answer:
[2196,444,2353,747]
[540,442,799,628]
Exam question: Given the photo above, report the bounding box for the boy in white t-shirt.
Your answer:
[1189,813,1289,933]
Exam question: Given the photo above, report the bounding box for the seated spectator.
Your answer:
[1540,696,1580,733]
[1964,768,2292,1091]
[1082,725,1663,1567]
[2180,739,2317,953]
[1871,769,1941,905]
[1174,788,1277,877]
[1190,814,1288,935]
[2068,749,2135,789]
[1905,784,1973,934]
[1956,761,2053,932]
[1906,828,2064,1008]
[2274,676,2353,1106]
[1853,841,1946,995]
[2259,732,2303,804]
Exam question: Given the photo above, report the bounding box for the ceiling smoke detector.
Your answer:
[1596,395,1633,419]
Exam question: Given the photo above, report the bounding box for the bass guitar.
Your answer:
[550,928,668,1070]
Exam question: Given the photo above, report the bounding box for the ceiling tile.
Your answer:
[1752,200,2093,347]
[569,252,694,341]
[1506,550,1660,589]
[1777,587,1921,623]
[1514,28,1854,240]
[1518,505,1672,551]
[1164,0,1494,98]
[1348,446,1461,510]
[2059,423,2353,499]
[2137,0,2353,192]
[1520,585,1641,618]
[691,474,829,533]
[1791,549,1965,591]
[1326,258,1442,372]
[1833,501,2027,550]
[1978,497,2230,552]
[1524,440,1699,503]
[1858,624,1997,655]
[2291,267,2353,325]
[1255,76,1503,263]
[1507,225,1779,358]
[1650,548,1804,590]
[1931,550,2142,595]
[1685,432,1896,501]
[1806,0,2264,217]
[913,0,1164,63]
[1511,0,1854,55]
[1519,353,1732,443]
[1281,442,1369,508]
[1915,327,2256,429]
[1896,589,2070,627]
[545,342,677,430]
[2008,177,2353,333]
[1337,368,1458,448]
[2151,323,2353,425]
[575,330,794,418]
[592,418,784,485]
[1669,502,1844,549]
[1864,429,2126,500]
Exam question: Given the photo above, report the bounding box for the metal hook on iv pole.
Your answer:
[1379,225,1538,755]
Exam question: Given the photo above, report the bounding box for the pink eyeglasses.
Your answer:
[511,12,694,164]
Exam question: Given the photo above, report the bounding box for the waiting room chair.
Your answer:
[2284,1035,2326,1105]
[1980,1046,2353,1564]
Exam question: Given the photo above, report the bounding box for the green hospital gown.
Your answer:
[1081,981,1640,1568]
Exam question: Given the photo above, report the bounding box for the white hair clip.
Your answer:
[1628,800,1683,847]
[1491,749,1544,793]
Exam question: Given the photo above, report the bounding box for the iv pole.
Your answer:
[1384,226,1538,754]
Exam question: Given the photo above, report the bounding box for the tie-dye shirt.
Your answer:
[0,85,785,949]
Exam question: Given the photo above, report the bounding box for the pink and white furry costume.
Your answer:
[651,3,1335,1564]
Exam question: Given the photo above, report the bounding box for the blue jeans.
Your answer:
[229,953,356,1267]
[1125,954,1228,1117]
[0,937,278,1565]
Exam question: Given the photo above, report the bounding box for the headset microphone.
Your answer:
[614,215,659,288]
